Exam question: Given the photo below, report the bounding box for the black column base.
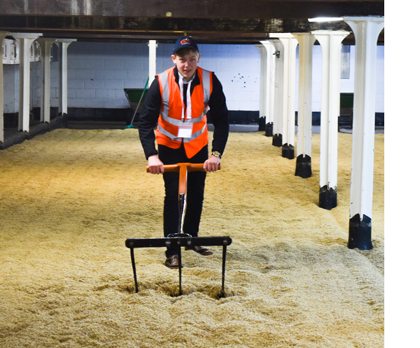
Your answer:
[282,144,294,159]
[258,116,266,131]
[265,122,273,137]
[319,185,337,210]
[27,123,49,140]
[272,134,282,147]
[49,113,68,131]
[295,154,312,178]
[348,214,373,250]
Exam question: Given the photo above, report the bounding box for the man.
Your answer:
[138,36,229,268]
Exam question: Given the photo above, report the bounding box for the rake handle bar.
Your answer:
[146,163,220,196]
[146,163,209,173]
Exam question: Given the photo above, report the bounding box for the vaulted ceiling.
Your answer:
[0,0,384,45]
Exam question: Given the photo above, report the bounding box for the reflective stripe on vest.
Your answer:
[157,122,207,143]
[159,68,211,129]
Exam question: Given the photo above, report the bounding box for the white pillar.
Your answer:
[0,31,9,145]
[270,39,283,146]
[269,33,298,158]
[37,38,56,123]
[312,30,350,209]
[148,40,157,88]
[57,39,76,116]
[261,40,276,136]
[293,33,316,178]
[255,44,267,130]
[11,33,43,132]
[343,16,384,250]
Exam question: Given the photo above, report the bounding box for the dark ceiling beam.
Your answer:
[0,0,384,19]
[0,1,384,45]
[0,16,354,33]
[0,15,384,45]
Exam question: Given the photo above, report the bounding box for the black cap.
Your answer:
[172,36,199,55]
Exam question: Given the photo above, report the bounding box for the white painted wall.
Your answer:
[65,41,149,108]
[199,44,261,111]
[2,41,385,115]
[339,45,384,113]
[295,45,385,113]
[3,64,19,113]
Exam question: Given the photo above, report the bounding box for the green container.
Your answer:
[124,88,149,113]
[340,93,354,108]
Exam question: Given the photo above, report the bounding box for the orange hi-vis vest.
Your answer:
[156,66,213,159]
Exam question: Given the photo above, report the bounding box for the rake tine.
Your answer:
[130,248,139,293]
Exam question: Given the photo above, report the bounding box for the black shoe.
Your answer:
[185,246,213,256]
[165,255,181,269]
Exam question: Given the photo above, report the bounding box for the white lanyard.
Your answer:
[179,74,194,121]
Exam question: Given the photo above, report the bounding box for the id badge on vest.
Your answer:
[178,122,193,138]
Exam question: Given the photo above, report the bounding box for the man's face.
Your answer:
[171,51,200,82]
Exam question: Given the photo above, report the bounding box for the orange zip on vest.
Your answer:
[156,66,213,159]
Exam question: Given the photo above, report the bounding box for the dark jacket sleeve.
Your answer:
[137,77,161,159]
[208,73,229,156]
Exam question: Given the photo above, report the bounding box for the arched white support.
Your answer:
[269,33,298,158]
[0,31,10,146]
[293,33,316,178]
[148,40,157,88]
[254,44,267,130]
[312,30,350,209]
[343,16,384,250]
[11,33,43,133]
[37,38,56,123]
[261,40,276,136]
[56,39,76,116]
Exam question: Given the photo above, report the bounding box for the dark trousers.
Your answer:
[158,144,208,257]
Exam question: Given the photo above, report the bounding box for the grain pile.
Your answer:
[0,129,384,347]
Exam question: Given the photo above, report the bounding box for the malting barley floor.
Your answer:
[0,129,384,347]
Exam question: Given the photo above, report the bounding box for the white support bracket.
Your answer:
[269,33,298,158]
[37,38,57,123]
[293,33,316,178]
[343,16,384,250]
[312,30,350,209]
[254,44,267,130]
[260,40,276,136]
[269,38,283,146]
[148,40,158,88]
[56,39,76,116]
[11,33,43,133]
[0,31,10,145]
